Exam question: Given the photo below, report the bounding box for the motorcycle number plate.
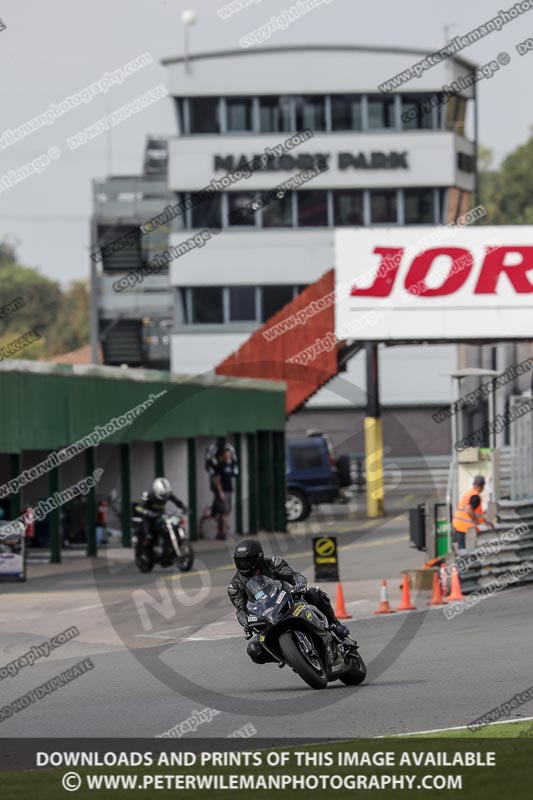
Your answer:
[292,604,305,616]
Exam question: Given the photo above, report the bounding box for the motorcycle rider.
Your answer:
[134,478,187,563]
[227,538,350,664]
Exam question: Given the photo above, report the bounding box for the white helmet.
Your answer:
[152,477,172,501]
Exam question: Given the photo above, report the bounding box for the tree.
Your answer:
[46,281,90,355]
[0,241,18,266]
[0,249,62,360]
[0,244,89,360]
[479,129,533,224]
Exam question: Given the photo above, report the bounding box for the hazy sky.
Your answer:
[1,0,531,285]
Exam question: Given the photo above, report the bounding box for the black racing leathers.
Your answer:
[227,556,336,629]
[134,491,187,555]
[134,490,187,520]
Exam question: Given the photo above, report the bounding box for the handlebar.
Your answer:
[290,586,307,598]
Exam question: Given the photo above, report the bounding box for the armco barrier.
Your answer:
[456,498,533,594]
[381,448,512,499]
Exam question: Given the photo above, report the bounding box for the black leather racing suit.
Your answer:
[227,556,337,664]
[134,491,186,562]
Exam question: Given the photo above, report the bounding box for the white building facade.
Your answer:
[162,45,479,453]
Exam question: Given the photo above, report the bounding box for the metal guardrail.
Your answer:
[347,449,513,501]
[384,450,511,497]
[455,498,533,594]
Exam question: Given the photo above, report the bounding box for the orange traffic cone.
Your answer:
[427,572,447,606]
[335,583,352,619]
[447,565,465,601]
[374,579,396,614]
[396,575,417,611]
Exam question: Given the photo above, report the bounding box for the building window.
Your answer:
[401,94,435,129]
[404,188,435,224]
[182,189,445,230]
[331,94,362,131]
[188,97,221,133]
[174,99,185,134]
[367,94,396,129]
[261,285,294,321]
[190,192,222,229]
[294,95,326,131]
[370,190,397,223]
[191,287,224,324]
[457,152,475,173]
[439,188,447,223]
[262,190,293,227]
[453,96,467,136]
[228,192,258,226]
[177,288,189,323]
[444,94,468,134]
[226,97,254,132]
[333,190,364,225]
[259,96,292,133]
[297,190,329,226]
[229,286,256,321]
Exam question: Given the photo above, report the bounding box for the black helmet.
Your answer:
[233,538,264,578]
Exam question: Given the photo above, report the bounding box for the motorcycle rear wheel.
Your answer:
[279,631,327,690]
[339,651,367,685]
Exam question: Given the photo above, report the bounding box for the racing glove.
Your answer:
[292,580,307,596]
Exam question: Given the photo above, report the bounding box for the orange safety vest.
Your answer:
[452,488,486,533]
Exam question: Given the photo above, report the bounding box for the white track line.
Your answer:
[381,716,533,737]
[57,602,117,614]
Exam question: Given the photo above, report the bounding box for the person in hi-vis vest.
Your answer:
[452,475,495,551]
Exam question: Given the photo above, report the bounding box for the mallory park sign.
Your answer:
[213,151,409,172]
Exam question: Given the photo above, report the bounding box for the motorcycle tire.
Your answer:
[339,651,367,686]
[279,631,327,690]
[135,555,154,573]
[175,539,194,572]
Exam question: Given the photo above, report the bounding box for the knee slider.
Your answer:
[247,638,265,662]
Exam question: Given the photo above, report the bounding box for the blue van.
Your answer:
[286,433,339,522]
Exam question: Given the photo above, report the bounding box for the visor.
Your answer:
[234,556,256,574]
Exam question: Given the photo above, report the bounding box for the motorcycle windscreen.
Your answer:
[245,576,292,621]
[245,574,279,600]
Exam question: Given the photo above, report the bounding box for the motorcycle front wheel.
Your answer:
[175,536,194,572]
[135,554,154,573]
[279,631,327,690]
[339,651,367,686]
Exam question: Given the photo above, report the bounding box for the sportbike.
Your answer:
[245,575,366,690]
[133,511,194,573]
